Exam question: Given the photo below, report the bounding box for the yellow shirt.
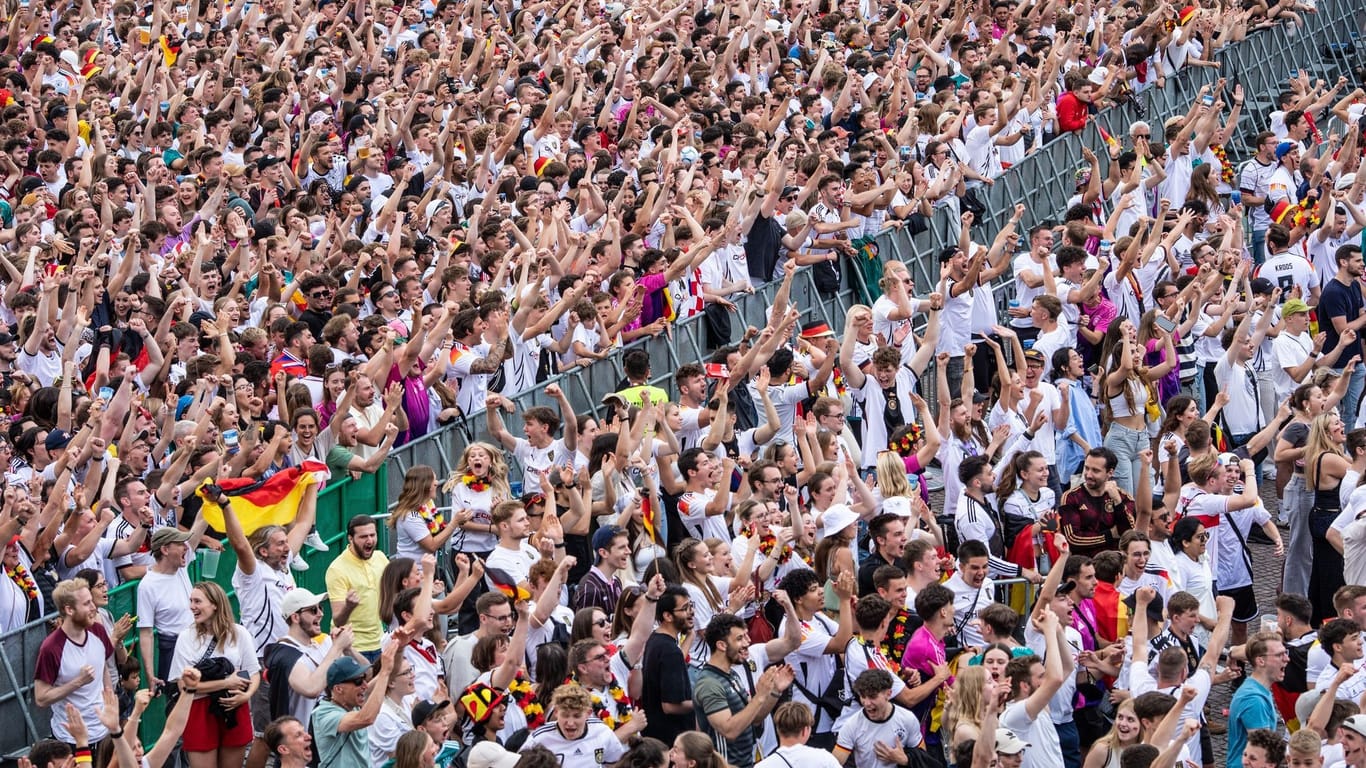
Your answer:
[617,385,671,408]
[324,547,389,652]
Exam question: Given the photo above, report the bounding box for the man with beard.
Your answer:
[443,592,515,696]
[955,455,1041,582]
[325,515,390,661]
[34,579,115,747]
[1058,448,1137,557]
[642,586,698,744]
[693,614,795,768]
[484,500,549,589]
[264,590,362,724]
[224,484,323,650]
[136,522,210,691]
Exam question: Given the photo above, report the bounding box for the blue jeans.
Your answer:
[1251,228,1267,265]
[1057,719,1082,768]
[1191,364,1208,412]
[1282,475,1313,596]
[1103,422,1148,497]
[1229,432,1264,488]
[1337,364,1366,429]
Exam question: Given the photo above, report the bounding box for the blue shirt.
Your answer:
[1227,678,1279,768]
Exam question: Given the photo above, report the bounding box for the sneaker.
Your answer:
[305,530,329,551]
[291,555,310,572]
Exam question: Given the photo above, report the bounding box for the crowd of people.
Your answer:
[4,0,1366,767]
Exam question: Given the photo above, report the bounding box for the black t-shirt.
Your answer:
[744,214,784,283]
[641,632,694,743]
[263,640,305,720]
[1319,277,1364,369]
[298,309,333,341]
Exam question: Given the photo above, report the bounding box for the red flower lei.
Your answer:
[1210,144,1235,186]
[417,502,446,537]
[462,473,489,493]
[508,672,544,729]
[740,527,806,568]
[6,563,36,601]
[569,673,634,729]
[880,608,912,666]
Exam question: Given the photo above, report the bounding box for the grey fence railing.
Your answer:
[0,2,1362,762]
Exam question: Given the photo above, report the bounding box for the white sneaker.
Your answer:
[291,555,310,572]
[305,530,328,551]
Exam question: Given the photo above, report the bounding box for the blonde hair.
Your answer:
[551,683,594,714]
[1289,728,1323,758]
[1305,412,1346,487]
[876,451,914,498]
[943,665,987,744]
[455,442,511,501]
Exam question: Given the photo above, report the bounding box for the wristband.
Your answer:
[644,595,659,603]
[108,729,124,740]
[75,749,92,764]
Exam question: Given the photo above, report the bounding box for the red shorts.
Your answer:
[182,695,254,751]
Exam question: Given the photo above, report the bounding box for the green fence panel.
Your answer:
[98,466,388,748]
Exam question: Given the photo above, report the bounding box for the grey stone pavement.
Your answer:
[1205,480,1286,766]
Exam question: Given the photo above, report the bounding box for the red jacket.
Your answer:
[1057,92,1090,133]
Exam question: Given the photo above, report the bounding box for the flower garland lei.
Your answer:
[571,673,634,729]
[6,563,36,601]
[417,502,446,536]
[462,474,489,493]
[880,608,912,666]
[507,673,544,729]
[741,526,804,568]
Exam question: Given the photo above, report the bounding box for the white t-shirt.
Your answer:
[371,694,417,765]
[1022,382,1062,463]
[135,567,194,637]
[232,561,296,650]
[872,295,916,352]
[835,706,925,768]
[168,624,260,681]
[527,720,628,767]
[1272,330,1316,402]
[1214,356,1263,434]
[513,437,573,495]
[1011,253,1054,329]
[679,489,731,542]
[1001,697,1065,768]
[780,612,841,733]
[484,541,540,588]
[836,638,907,731]
[756,744,843,768]
[1259,251,1316,300]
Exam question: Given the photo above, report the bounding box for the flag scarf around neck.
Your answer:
[197,460,330,535]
